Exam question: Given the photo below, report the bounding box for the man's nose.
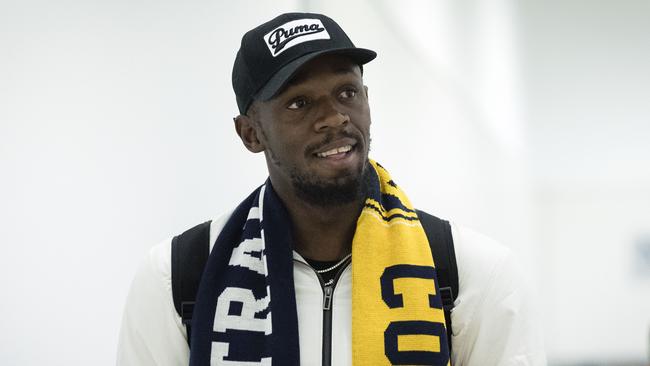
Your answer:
[313,98,349,132]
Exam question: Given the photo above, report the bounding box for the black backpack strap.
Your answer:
[171,220,212,346]
[416,209,458,354]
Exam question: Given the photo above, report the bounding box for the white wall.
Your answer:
[0,1,297,364]
[1,0,648,364]
[519,0,650,363]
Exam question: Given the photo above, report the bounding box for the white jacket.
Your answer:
[117,211,546,366]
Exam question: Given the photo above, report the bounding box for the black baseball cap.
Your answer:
[232,12,377,114]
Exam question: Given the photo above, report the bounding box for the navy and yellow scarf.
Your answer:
[189,160,450,365]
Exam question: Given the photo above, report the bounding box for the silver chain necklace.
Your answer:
[315,253,352,274]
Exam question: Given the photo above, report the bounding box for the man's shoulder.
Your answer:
[447,221,532,323]
[117,210,236,366]
[145,209,235,278]
[448,221,524,300]
[449,222,512,276]
[446,222,546,364]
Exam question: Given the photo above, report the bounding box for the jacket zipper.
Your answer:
[316,258,351,366]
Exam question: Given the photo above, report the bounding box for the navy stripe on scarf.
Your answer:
[189,182,300,366]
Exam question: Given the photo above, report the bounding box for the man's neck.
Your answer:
[281,194,363,262]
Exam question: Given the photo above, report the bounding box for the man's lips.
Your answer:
[315,144,353,158]
[311,137,358,158]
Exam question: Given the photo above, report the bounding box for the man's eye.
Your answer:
[339,89,357,99]
[287,98,308,110]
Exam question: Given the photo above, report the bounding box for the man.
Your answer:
[117,12,545,366]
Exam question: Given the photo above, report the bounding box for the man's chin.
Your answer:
[291,164,370,207]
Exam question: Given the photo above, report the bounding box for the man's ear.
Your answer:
[234,115,265,153]
[364,85,369,99]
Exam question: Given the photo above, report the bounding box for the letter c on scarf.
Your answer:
[380,264,443,309]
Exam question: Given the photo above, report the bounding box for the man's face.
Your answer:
[250,54,372,206]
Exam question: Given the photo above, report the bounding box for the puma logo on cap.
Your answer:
[264,19,330,57]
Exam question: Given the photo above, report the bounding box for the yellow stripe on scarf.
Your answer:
[352,160,450,366]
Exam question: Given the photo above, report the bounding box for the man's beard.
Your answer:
[262,127,373,207]
[290,159,372,207]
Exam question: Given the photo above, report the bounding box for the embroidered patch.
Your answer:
[264,18,330,57]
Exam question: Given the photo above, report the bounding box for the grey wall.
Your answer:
[519,0,650,363]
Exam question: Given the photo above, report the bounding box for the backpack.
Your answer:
[170,209,459,353]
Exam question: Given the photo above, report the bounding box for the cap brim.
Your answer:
[254,48,377,102]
